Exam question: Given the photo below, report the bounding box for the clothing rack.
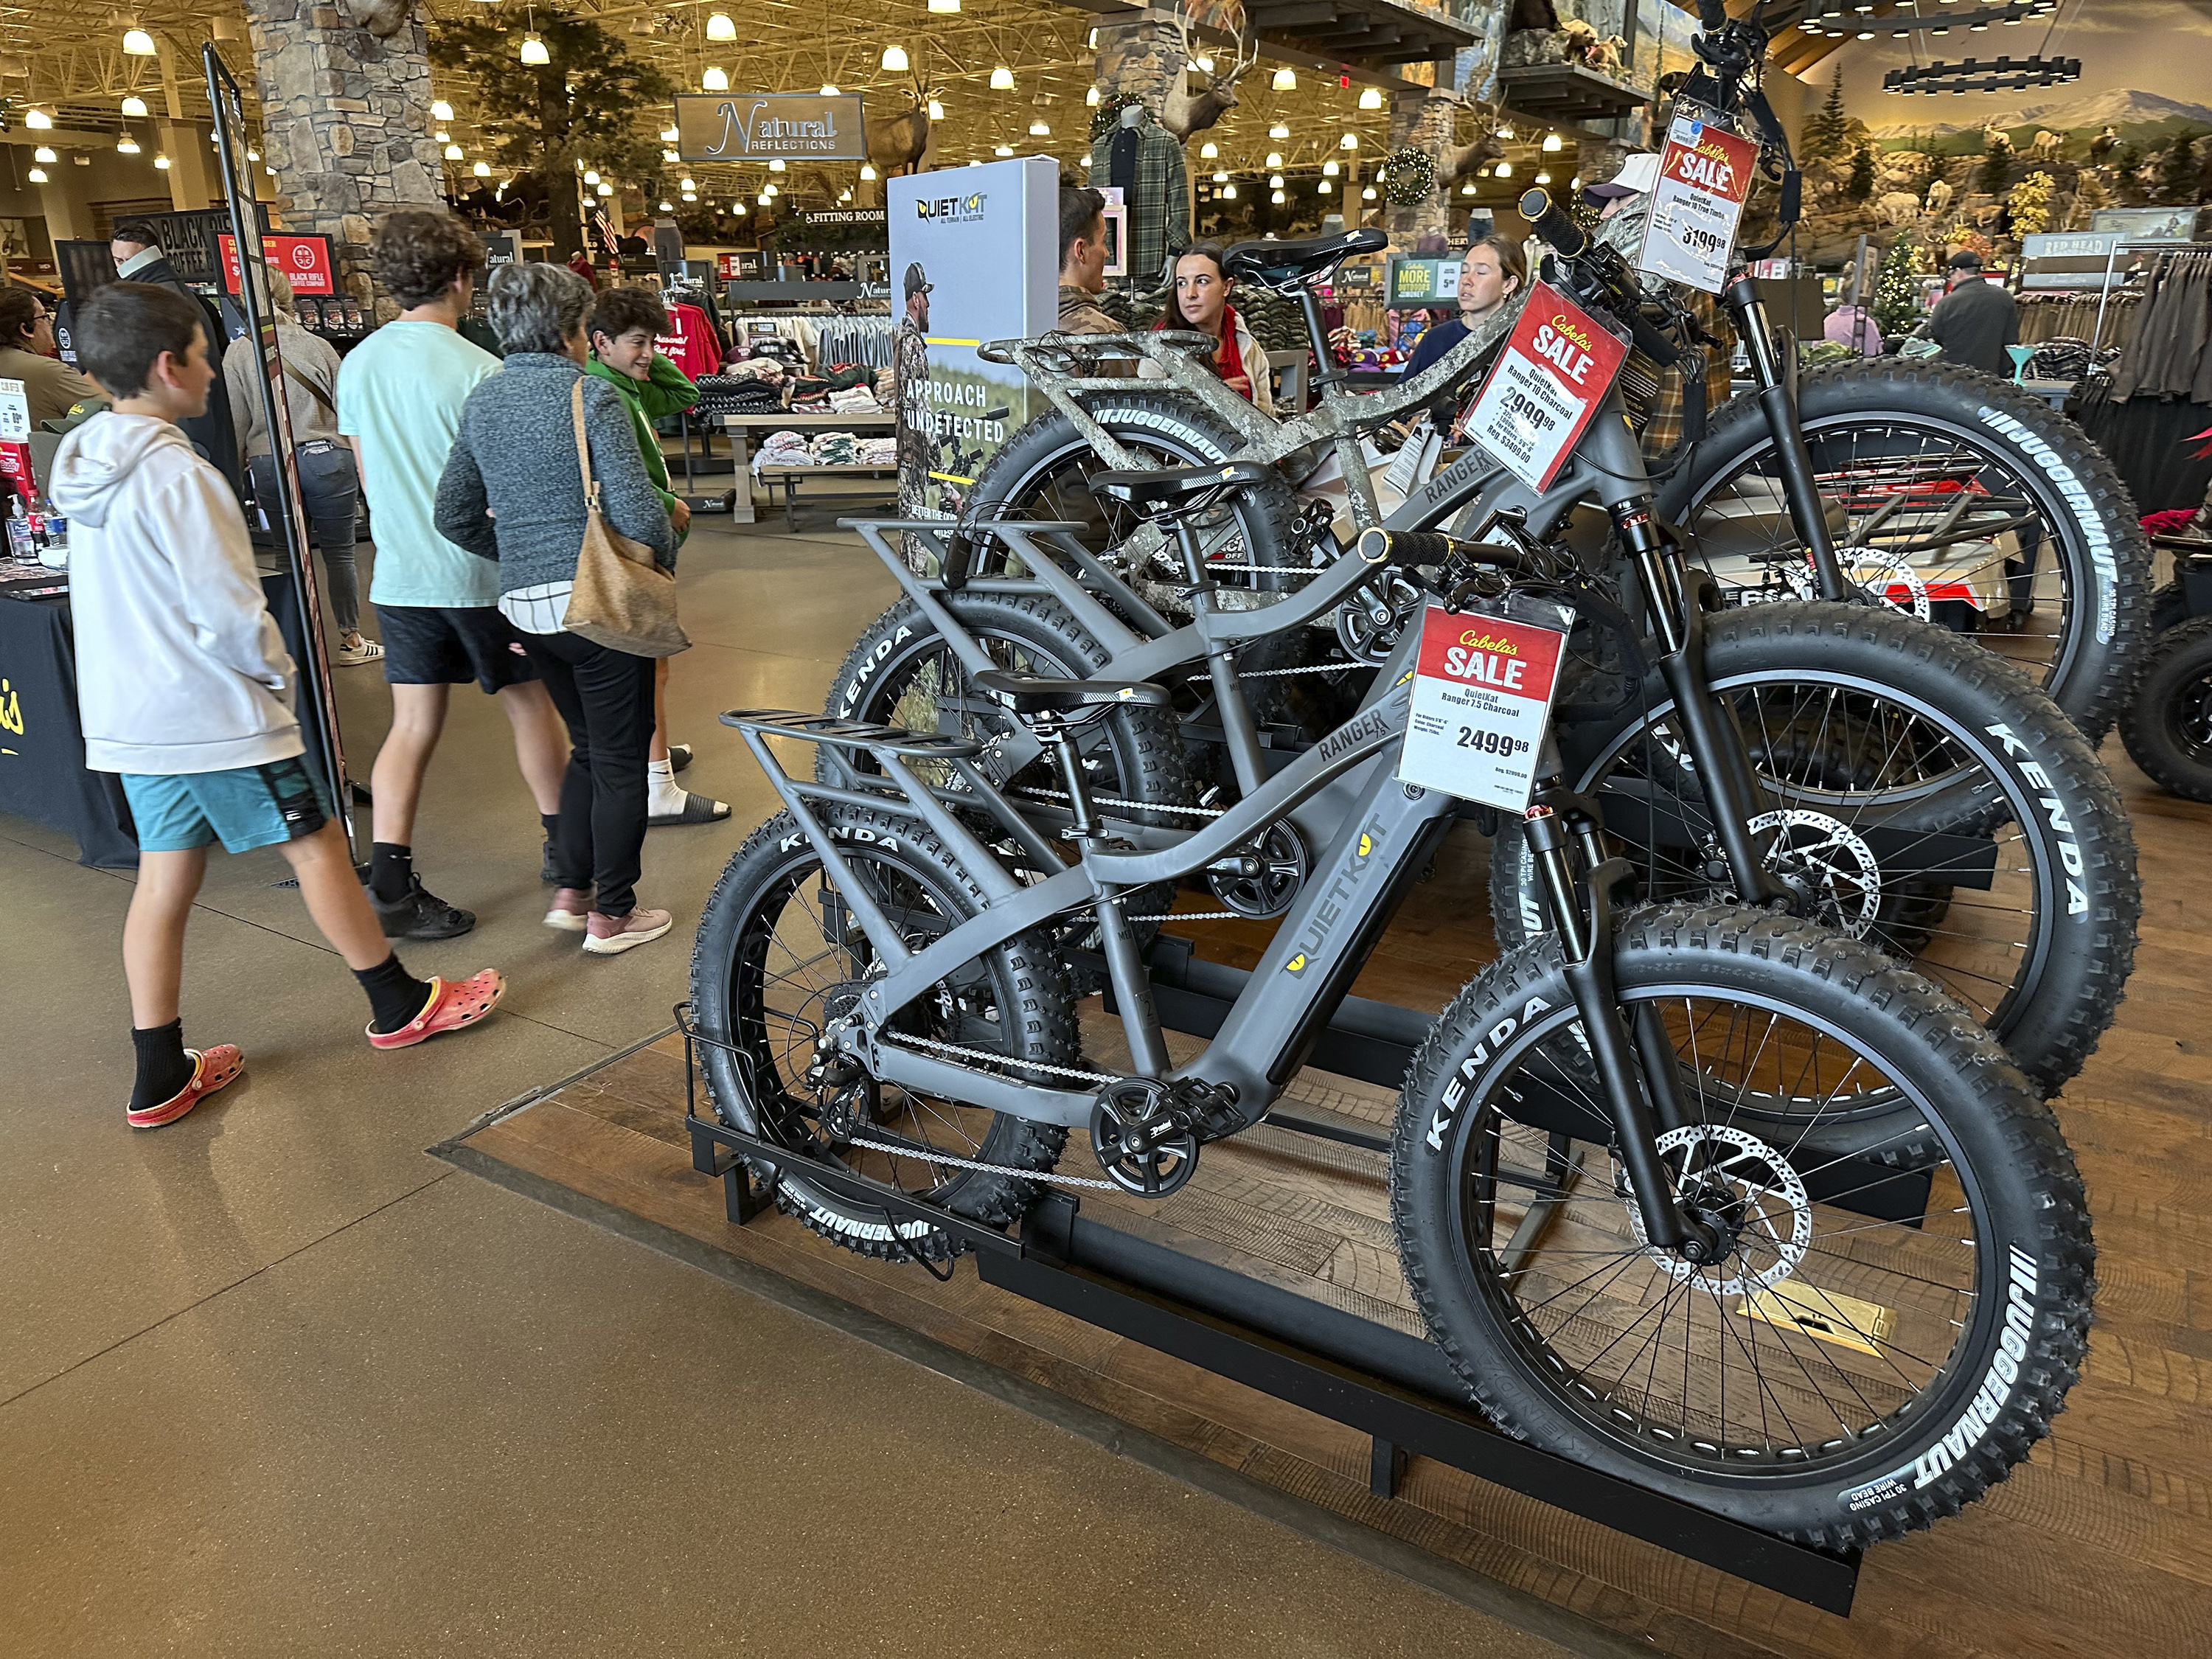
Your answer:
[2090,241,2212,358]
[2106,245,2212,403]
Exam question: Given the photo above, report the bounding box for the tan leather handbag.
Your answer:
[560,378,689,658]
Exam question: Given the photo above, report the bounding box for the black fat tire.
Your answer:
[1489,601,2139,1097]
[823,588,1192,829]
[2120,616,2212,802]
[1666,358,2152,743]
[689,805,1077,1261]
[1390,904,2095,1548]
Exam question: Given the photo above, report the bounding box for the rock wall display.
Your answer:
[243,0,446,314]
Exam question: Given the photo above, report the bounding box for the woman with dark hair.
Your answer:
[1144,243,1275,414]
[0,287,102,425]
[435,262,679,957]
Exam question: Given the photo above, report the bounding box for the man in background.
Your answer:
[1927,250,2019,376]
[109,219,240,491]
[1055,187,1119,335]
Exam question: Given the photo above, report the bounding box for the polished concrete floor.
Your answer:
[0,512,1579,1658]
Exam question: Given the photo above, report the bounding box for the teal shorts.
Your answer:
[121,756,332,855]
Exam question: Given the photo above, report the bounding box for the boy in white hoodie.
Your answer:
[54,282,507,1128]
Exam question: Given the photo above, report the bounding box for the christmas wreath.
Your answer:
[1379,145,1436,206]
[1090,91,1147,142]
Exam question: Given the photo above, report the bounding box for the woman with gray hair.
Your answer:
[434,260,679,956]
[222,267,376,664]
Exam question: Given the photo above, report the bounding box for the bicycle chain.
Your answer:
[841,1133,1124,1191]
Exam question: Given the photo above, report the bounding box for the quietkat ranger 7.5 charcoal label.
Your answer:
[1459,283,1629,493]
[1396,604,1570,811]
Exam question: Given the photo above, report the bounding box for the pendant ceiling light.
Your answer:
[928,0,959,11]
[660,125,679,142]
[1340,131,1357,149]
[663,148,679,163]
[153,153,170,169]
[520,33,549,64]
[1200,140,1217,158]
[660,200,673,211]
[1085,86,1099,106]
[1270,188,1284,203]
[582,169,599,183]
[1271,66,1295,89]
[473,160,491,176]
[27,167,46,182]
[839,188,852,201]
[683,189,698,200]
[1268,172,1283,187]
[1222,183,1236,198]
[33,146,54,163]
[1194,54,1214,73]
[860,162,877,179]
[1357,86,1382,109]
[764,182,776,194]
[1461,180,1475,194]
[1541,132,1562,151]
[1211,170,1228,182]
[679,175,695,189]
[1029,118,1048,135]
[1317,178,1331,192]
[116,133,139,153]
[994,143,1013,155]
[928,99,944,119]
[1361,184,1376,198]
[121,95,147,117]
[1322,159,1338,175]
[990,65,1014,90]
[706,11,736,38]
[732,200,745,213]
[445,143,463,159]
[431,100,454,121]
[881,44,908,72]
[596,181,612,195]
[1268,122,1288,139]
[24,108,49,128]
[122,27,155,55]
[1534,169,1551,184]
[436,130,451,143]
[1265,150,1281,167]
[1494,159,1512,177]
[768,157,785,170]
[702,65,728,89]
[820,82,839,96]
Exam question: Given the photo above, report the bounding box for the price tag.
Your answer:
[1639,114,1758,294]
[1396,603,1571,811]
[0,379,28,444]
[1459,282,1628,492]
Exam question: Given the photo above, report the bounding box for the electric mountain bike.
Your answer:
[693,462,2092,1548]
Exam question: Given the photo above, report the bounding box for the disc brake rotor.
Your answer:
[1748,807,1884,938]
[1621,1124,1812,1298]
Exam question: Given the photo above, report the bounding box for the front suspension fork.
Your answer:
[1722,271,1846,599]
[1524,798,1714,1259]
[1615,504,1796,912]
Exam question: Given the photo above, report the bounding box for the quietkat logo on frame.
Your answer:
[888,157,1058,541]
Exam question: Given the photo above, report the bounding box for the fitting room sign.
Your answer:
[1458,282,1627,492]
[218,233,335,297]
[1639,114,1757,293]
[672,92,868,163]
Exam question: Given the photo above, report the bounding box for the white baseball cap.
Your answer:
[1585,151,1660,200]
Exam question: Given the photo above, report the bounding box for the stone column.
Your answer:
[241,0,445,316]
[1386,81,1456,248]
[1093,13,1183,109]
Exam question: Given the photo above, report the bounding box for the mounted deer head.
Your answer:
[1436,94,1506,190]
[1161,1,1260,143]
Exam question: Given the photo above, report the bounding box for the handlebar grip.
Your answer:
[1517,189,1587,260]
[1357,528,1458,570]
[1694,0,1728,27]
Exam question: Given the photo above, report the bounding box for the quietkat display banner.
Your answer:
[888,156,1058,533]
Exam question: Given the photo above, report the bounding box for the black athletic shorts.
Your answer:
[373,603,538,694]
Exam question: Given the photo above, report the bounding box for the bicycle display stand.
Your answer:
[674,1001,1866,1616]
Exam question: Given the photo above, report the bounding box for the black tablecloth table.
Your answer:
[0,568,335,867]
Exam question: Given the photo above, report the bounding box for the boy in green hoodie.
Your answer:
[584,288,728,826]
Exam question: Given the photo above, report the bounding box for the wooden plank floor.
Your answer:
[451,743,2212,1659]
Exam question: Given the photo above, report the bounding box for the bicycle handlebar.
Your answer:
[1518,188,1587,260]
[1357,528,1464,570]
[1694,0,1728,29]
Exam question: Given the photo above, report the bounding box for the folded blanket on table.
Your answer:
[753,431,815,475]
[825,385,883,413]
[810,433,861,465]
[855,437,897,466]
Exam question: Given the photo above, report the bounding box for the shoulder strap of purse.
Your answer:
[280,358,335,418]
[570,378,599,509]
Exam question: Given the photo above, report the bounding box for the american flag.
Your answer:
[592,208,618,256]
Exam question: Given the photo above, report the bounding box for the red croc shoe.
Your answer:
[128,1044,245,1129]
[366,969,507,1051]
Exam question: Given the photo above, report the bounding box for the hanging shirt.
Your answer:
[655,302,724,380]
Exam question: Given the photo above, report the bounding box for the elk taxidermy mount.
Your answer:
[865,65,934,176]
[1161,1,1260,142]
[1436,92,1507,192]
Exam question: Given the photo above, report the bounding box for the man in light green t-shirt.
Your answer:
[337,209,568,940]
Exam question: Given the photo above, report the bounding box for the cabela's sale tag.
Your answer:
[1460,283,1629,492]
[1639,114,1758,293]
[1396,604,1571,811]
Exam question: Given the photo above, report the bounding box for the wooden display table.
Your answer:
[717,409,894,526]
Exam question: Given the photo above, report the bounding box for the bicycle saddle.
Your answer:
[1222,227,1387,291]
[1089,460,1273,517]
[972,668,1172,717]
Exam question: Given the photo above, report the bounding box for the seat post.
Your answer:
[1298,285,1347,394]
[1041,716,1102,841]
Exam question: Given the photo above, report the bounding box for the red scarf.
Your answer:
[1155,302,1254,403]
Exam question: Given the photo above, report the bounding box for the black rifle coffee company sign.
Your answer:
[672,93,867,163]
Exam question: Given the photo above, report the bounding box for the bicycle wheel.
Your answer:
[690,804,1077,1262]
[1490,601,2138,1098]
[1665,359,2152,742]
[1391,904,2093,1548]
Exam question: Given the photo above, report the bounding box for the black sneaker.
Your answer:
[540,835,559,884]
[369,873,476,940]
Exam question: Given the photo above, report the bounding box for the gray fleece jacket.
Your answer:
[433,351,676,593]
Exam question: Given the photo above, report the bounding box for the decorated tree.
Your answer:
[1979,130,2015,195]
[1801,69,1850,164]
[2010,170,2056,237]
[1848,143,1877,201]
[431,10,675,260]
[1871,234,1923,337]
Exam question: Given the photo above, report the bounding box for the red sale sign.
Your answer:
[218,233,335,297]
[1639,115,1759,293]
[1460,282,1629,491]
[1397,604,1573,810]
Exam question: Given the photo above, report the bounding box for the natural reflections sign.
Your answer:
[671,93,867,162]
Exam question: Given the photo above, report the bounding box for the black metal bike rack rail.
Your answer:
[672,1002,1864,1615]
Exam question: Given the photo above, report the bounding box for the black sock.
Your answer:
[355,953,435,1034]
[368,842,413,905]
[131,1020,195,1111]
[539,813,560,841]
